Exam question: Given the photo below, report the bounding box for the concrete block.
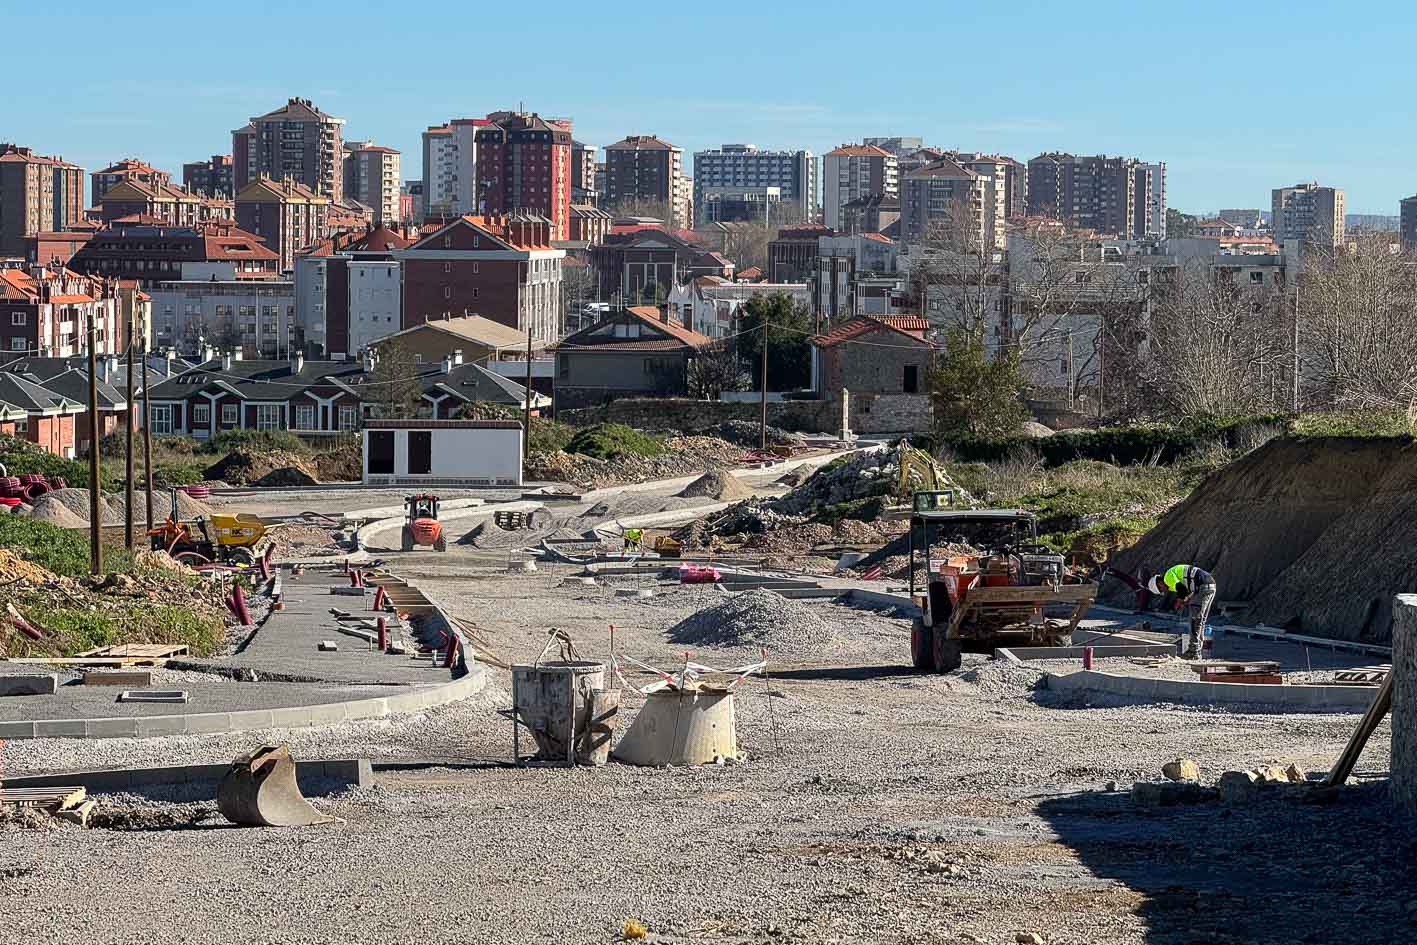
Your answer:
[33,718,89,738]
[117,690,188,704]
[297,702,352,725]
[181,712,235,735]
[135,715,189,737]
[225,709,275,731]
[82,671,153,687]
[0,720,37,738]
[267,706,320,729]
[343,696,390,721]
[84,717,141,738]
[0,673,58,696]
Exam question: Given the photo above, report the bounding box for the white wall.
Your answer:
[363,426,523,485]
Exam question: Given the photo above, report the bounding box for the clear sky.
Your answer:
[6,0,1412,214]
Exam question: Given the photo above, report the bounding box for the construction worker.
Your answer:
[623,528,643,554]
[1148,565,1216,659]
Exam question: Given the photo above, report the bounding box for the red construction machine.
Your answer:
[401,494,447,552]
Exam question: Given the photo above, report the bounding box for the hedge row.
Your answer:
[931,415,1292,467]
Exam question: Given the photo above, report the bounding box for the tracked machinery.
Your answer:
[906,491,1097,673]
[148,488,269,568]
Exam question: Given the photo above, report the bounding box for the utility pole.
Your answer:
[523,327,533,461]
[85,313,102,576]
[759,320,768,451]
[124,308,135,550]
[141,335,153,531]
[1292,277,1301,413]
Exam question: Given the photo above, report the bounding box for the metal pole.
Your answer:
[759,321,768,451]
[524,327,533,461]
[124,306,135,550]
[142,335,153,531]
[86,313,102,576]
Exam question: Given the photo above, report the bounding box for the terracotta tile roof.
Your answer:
[736,266,764,280]
[554,306,711,353]
[112,213,171,226]
[814,314,930,348]
[907,157,976,179]
[861,232,895,243]
[606,135,679,151]
[95,158,163,176]
[827,144,892,158]
[49,294,96,304]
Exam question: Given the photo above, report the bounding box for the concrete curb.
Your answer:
[1090,605,1394,659]
[0,758,373,796]
[1043,669,1378,711]
[1005,643,1176,660]
[0,670,486,740]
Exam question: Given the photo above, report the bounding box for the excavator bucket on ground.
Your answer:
[216,745,336,828]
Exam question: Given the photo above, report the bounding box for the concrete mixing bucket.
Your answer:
[612,687,738,767]
[512,660,618,766]
[217,745,336,827]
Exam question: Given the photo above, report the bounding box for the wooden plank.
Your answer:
[4,657,166,667]
[1325,672,1393,787]
[963,585,1098,604]
[77,643,187,658]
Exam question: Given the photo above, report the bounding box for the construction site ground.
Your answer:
[4,461,1414,944]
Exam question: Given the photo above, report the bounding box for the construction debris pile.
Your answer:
[667,589,839,656]
[712,420,806,448]
[678,443,967,552]
[266,523,345,558]
[527,435,746,490]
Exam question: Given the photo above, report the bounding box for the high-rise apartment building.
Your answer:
[571,141,598,204]
[183,155,235,198]
[1272,182,1344,247]
[421,118,483,220]
[474,111,574,241]
[1025,153,1165,239]
[950,153,1027,223]
[92,159,171,207]
[1401,196,1417,252]
[0,144,84,258]
[342,142,401,224]
[863,137,924,155]
[691,144,818,226]
[823,145,897,231]
[235,176,331,271]
[604,135,686,225]
[899,157,1000,249]
[232,98,346,201]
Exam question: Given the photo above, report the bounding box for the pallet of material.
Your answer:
[1331,666,1390,686]
[76,643,189,659]
[0,786,85,809]
[1190,660,1283,685]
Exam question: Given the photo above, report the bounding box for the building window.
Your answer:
[222,403,238,424]
[473,262,479,274]
[294,404,315,430]
[338,405,358,430]
[10,338,25,351]
[256,405,281,431]
[903,365,919,394]
[471,288,479,300]
[192,404,210,426]
[152,405,173,435]
[10,312,25,326]
[13,416,27,434]
[443,261,451,273]
[444,286,451,299]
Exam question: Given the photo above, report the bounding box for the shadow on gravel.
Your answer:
[765,665,918,682]
[1035,782,1417,944]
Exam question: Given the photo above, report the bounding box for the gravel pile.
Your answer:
[28,488,212,526]
[667,588,838,655]
[714,420,805,448]
[678,470,751,501]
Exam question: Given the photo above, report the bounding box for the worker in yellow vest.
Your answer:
[1148,564,1216,660]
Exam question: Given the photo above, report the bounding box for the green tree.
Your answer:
[1166,208,1198,239]
[366,340,427,419]
[735,292,813,391]
[929,327,1028,438]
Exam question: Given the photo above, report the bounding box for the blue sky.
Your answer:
[7,0,1413,214]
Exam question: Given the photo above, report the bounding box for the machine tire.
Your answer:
[934,635,963,674]
[433,533,447,553]
[910,617,935,671]
[401,526,414,552]
[228,548,256,567]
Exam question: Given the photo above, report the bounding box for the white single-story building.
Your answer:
[362,418,523,487]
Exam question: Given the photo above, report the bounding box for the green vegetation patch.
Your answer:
[564,423,665,461]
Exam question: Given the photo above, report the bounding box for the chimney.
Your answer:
[203,343,216,363]
[222,351,233,372]
[454,348,464,366]
[295,352,305,373]
[233,349,243,362]
[103,355,118,381]
[362,348,376,372]
[441,353,453,374]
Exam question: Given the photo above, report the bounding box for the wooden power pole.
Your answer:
[759,321,768,451]
[85,313,102,576]
[141,336,153,530]
[524,329,533,460]
[124,312,135,550]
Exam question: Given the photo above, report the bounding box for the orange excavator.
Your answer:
[401,494,447,552]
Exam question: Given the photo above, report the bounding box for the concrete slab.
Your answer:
[0,674,58,696]
[1045,669,1377,711]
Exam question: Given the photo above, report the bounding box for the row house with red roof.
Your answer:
[0,266,120,358]
[397,214,565,345]
[67,221,281,288]
[551,305,711,410]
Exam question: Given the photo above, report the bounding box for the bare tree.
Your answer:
[610,197,674,224]
[1297,232,1417,410]
[685,341,750,399]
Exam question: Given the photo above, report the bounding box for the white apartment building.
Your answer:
[293,255,402,360]
[421,118,481,219]
[692,144,819,226]
[149,278,297,359]
[823,145,898,231]
[666,278,809,339]
[343,142,402,224]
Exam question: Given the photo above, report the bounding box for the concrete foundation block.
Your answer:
[32,719,89,738]
[0,674,58,696]
[1392,594,1417,812]
[84,717,141,738]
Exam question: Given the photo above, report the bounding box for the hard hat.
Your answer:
[1147,575,1164,595]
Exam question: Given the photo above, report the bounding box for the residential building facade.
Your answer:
[475,112,574,241]
[232,97,346,200]
[840,194,900,237]
[421,118,483,220]
[235,176,331,270]
[183,155,235,198]
[1272,182,1344,247]
[823,145,897,231]
[692,144,818,227]
[666,278,810,339]
[569,203,613,244]
[591,227,734,303]
[899,157,996,249]
[1402,196,1417,252]
[572,141,598,205]
[293,224,410,358]
[398,214,565,345]
[148,279,296,358]
[1026,153,1166,239]
[767,223,834,283]
[0,266,120,356]
[68,221,280,288]
[812,233,901,321]
[91,159,170,207]
[0,145,84,257]
[96,179,203,227]
[604,135,686,225]
[552,305,709,409]
[342,143,401,224]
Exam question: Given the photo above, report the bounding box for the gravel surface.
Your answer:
[3,491,1412,944]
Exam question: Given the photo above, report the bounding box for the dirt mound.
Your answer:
[715,420,805,448]
[314,445,361,482]
[1106,436,1417,645]
[0,548,58,584]
[679,470,752,501]
[205,450,316,486]
[27,492,87,527]
[667,589,838,655]
[254,466,318,487]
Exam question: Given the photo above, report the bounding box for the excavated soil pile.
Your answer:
[205,449,317,486]
[679,470,752,501]
[667,589,838,656]
[1105,436,1417,645]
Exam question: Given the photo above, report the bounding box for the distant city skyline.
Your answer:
[5,0,1414,215]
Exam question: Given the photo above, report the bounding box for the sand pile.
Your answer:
[679,470,752,501]
[667,589,838,655]
[1105,436,1417,645]
[0,548,57,585]
[29,488,212,526]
